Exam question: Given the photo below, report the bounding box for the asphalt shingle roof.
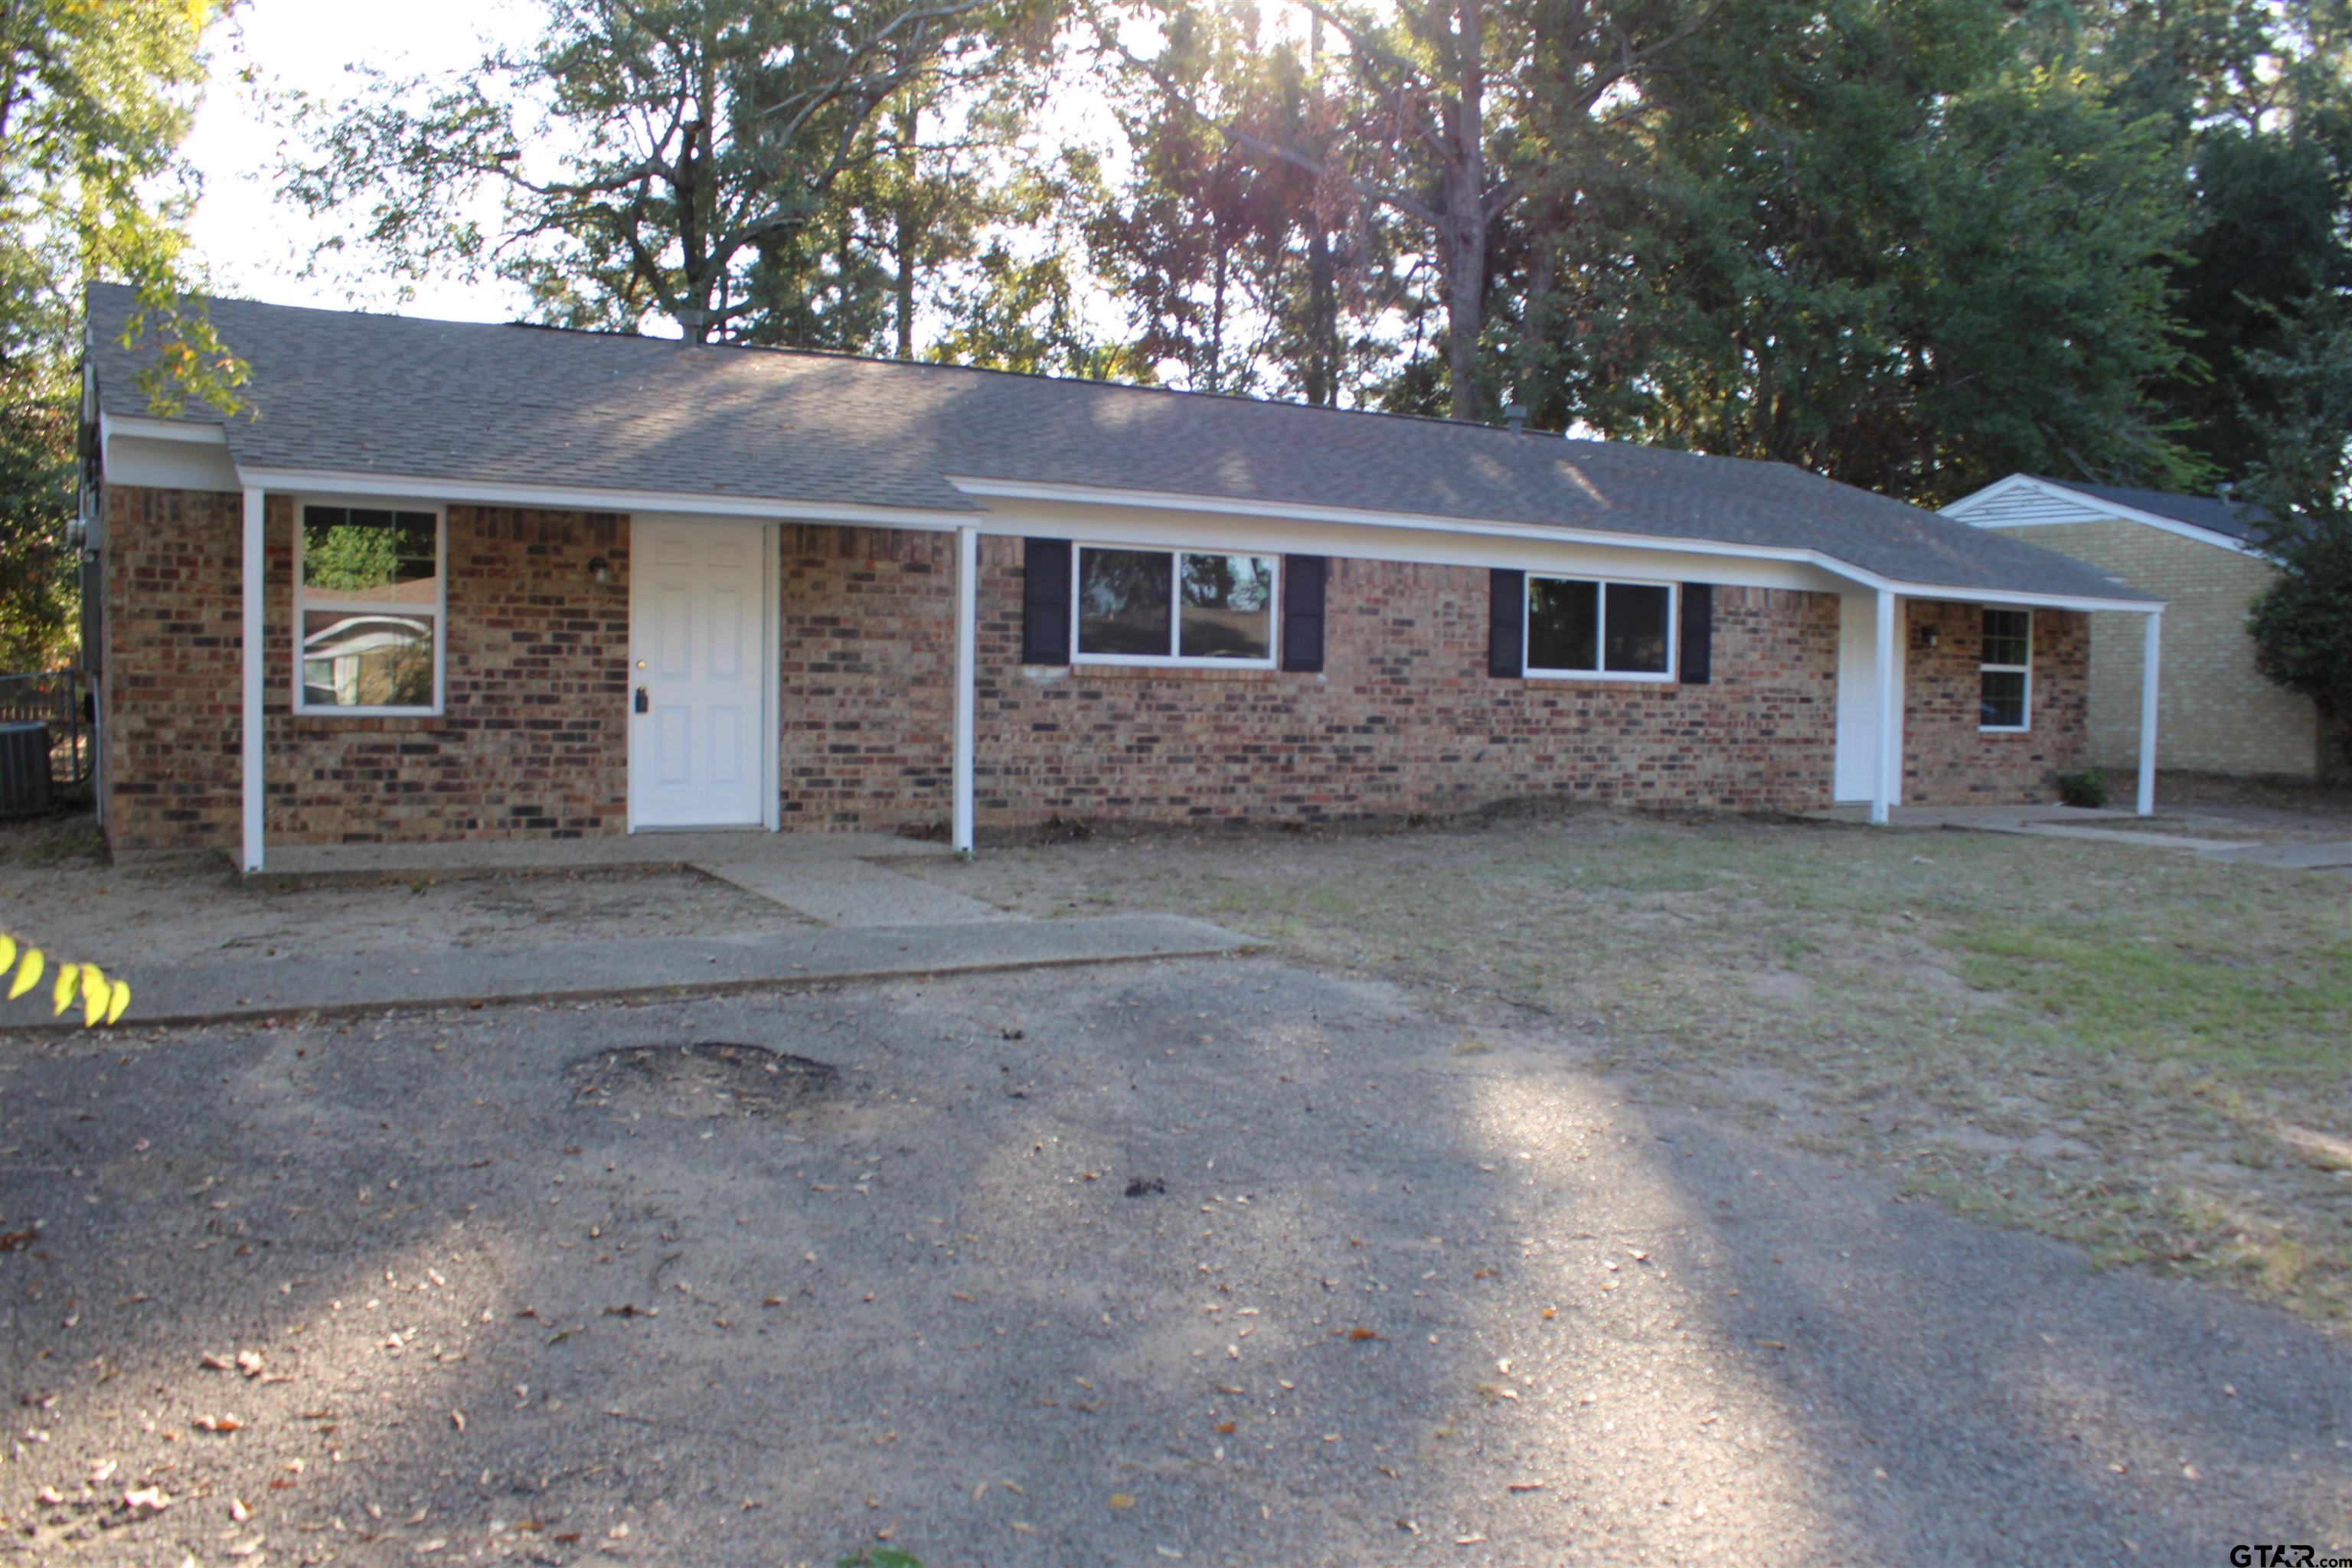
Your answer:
[2028,476,2265,544]
[88,285,2152,604]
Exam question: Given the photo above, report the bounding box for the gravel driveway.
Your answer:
[1,958,2342,1566]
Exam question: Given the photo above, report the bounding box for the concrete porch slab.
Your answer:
[255,829,951,882]
[1804,803,2141,830]
[10,913,1253,1033]
[697,856,1012,926]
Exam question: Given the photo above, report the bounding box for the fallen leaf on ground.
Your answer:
[1109,1494,1135,1510]
[192,1414,243,1433]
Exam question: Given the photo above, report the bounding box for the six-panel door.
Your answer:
[629,519,767,828]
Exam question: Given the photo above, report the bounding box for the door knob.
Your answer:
[634,685,648,714]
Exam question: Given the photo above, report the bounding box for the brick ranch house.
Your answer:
[80,286,2167,871]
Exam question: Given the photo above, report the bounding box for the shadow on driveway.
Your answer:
[0,957,2340,1565]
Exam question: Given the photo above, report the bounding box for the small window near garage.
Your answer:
[1524,575,1676,681]
[1075,546,1276,665]
[1979,607,2031,731]
[295,504,445,714]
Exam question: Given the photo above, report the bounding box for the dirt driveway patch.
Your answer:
[912,806,2352,1323]
[0,963,2343,1566]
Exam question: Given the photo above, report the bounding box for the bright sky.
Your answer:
[181,0,543,322]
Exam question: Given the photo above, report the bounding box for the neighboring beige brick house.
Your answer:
[1943,475,2320,779]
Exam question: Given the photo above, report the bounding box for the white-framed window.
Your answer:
[292,501,446,715]
[1072,545,1279,667]
[1524,574,1677,681]
[1979,606,2031,732]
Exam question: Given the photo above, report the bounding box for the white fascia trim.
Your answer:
[1937,472,2051,518]
[100,411,233,449]
[233,465,973,532]
[1946,474,2263,559]
[953,476,2166,615]
[1878,580,2165,615]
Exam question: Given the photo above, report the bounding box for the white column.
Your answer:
[952,525,978,854]
[240,487,266,874]
[2137,609,2162,816]
[1870,588,1898,825]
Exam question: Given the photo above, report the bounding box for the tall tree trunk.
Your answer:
[1302,11,1338,407]
[1441,0,1487,422]
[1305,226,1337,405]
[1210,240,1227,391]
[1442,195,1487,421]
[894,96,917,360]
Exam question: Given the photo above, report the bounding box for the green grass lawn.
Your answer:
[933,812,2352,1322]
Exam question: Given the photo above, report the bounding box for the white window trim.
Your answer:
[291,497,448,717]
[1070,543,1280,669]
[1522,573,1679,683]
[1979,606,2032,733]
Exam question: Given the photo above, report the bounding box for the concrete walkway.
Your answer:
[4,914,1251,1031]
[36,831,1252,1031]
[1808,802,2352,868]
[698,854,1012,926]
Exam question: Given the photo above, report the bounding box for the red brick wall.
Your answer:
[776,524,956,830]
[100,487,243,851]
[100,495,2088,853]
[102,487,628,851]
[962,540,1841,825]
[1901,599,2090,806]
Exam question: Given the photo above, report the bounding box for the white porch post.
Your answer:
[1870,588,1898,825]
[240,487,266,874]
[2137,609,2162,817]
[952,524,978,854]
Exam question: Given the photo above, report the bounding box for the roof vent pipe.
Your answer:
[2216,481,2235,508]
[1503,402,1527,435]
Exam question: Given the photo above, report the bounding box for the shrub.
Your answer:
[2057,768,2111,808]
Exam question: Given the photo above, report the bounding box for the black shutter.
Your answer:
[1281,555,1327,671]
[1488,568,1525,678]
[1022,538,1072,665]
[1679,583,1713,685]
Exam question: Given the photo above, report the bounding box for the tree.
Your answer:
[1547,0,2204,501]
[0,0,243,670]
[2086,0,2352,482]
[286,0,1038,345]
[2244,296,2352,781]
[1109,0,1724,420]
[924,152,1153,379]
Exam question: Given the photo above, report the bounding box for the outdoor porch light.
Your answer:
[1916,624,1940,650]
[587,556,612,585]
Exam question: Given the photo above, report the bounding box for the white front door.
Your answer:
[629,519,769,828]
[1833,595,1902,804]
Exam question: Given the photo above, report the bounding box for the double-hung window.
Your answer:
[1979,608,2031,731]
[294,503,446,714]
[1074,546,1278,665]
[1524,575,1677,681]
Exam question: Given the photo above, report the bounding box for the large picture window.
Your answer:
[1075,546,1276,665]
[1524,575,1676,681]
[1979,607,2031,731]
[294,503,445,714]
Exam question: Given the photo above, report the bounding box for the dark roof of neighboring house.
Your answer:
[2029,476,2265,544]
[87,284,2153,604]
